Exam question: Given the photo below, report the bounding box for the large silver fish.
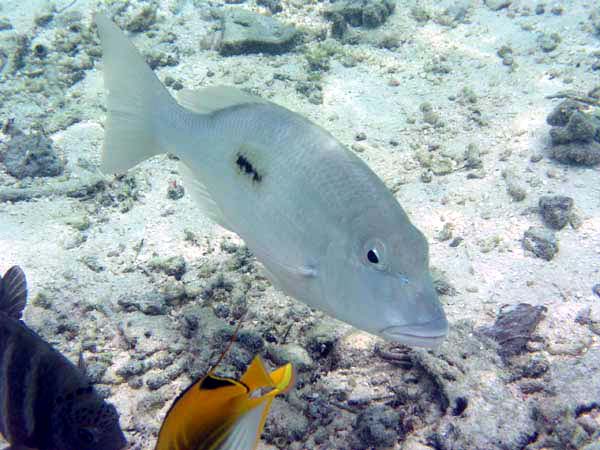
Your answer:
[95,14,448,347]
[0,266,126,450]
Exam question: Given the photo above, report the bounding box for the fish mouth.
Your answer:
[380,316,449,348]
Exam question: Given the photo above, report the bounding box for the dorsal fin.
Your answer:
[0,266,28,320]
[176,86,268,115]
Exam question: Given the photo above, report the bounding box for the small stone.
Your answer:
[306,320,341,358]
[485,0,511,11]
[2,129,64,179]
[127,377,144,389]
[354,405,399,448]
[257,0,283,14]
[161,279,186,305]
[546,100,581,126]
[126,6,157,33]
[550,141,600,166]
[218,9,298,56]
[593,284,600,298]
[148,256,187,280]
[118,292,167,316]
[137,392,166,411]
[146,372,170,390]
[449,237,463,247]
[31,291,53,309]
[464,143,483,169]
[236,329,265,354]
[436,223,454,242]
[549,126,573,145]
[503,169,527,201]
[411,5,431,22]
[324,0,395,29]
[519,380,546,394]
[80,255,105,272]
[478,235,501,253]
[515,354,550,378]
[530,152,543,162]
[538,195,573,230]
[478,303,547,360]
[420,170,432,183]
[566,112,598,143]
[351,143,366,153]
[522,227,558,260]
[497,45,513,59]
[34,11,54,27]
[85,362,108,384]
[547,337,592,356]
[432,268,457,296]
[550,6,563,15]
[538,32,561,52]
[588,305,600,336]
[354,131,367,141]
[422,109,441,126]
[263,399,309,444]
[64,214,90,231]
[116,360,147,379]
[167,181,185,200]
[0,18,13,31]
[146,50,179,70]
[268,343,314,372]
[165,360,186,381]
[592,8,600,35]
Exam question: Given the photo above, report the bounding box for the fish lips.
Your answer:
[380,315,449,348]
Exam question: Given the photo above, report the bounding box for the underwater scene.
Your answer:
[0,0,599,449]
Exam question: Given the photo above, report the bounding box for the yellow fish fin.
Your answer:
[269,363,295,394]
[240,356,274,391]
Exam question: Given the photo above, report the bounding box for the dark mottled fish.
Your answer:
[0,266,126,450]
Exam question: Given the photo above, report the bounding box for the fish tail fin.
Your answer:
[94,13,179,173]
[0,266,27,320]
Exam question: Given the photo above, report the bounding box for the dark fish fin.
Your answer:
[0,266,28,320]
[78,351,87,375]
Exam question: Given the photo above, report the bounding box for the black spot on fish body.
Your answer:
[234,144,266,185]
[235,154,262,183]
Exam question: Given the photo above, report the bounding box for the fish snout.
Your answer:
[380,315,449,348]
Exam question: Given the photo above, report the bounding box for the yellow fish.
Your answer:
[155,355,294,450]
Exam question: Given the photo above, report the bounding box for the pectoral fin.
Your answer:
[252,246,318,301]
[178,162,232,231]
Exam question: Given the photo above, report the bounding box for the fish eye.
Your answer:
[363,239,386,270]
[77,427,95,444]
[367,249,379,264]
